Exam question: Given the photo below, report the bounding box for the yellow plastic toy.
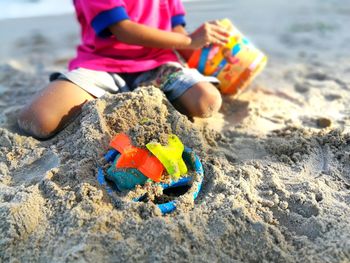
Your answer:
[146,134,188,180]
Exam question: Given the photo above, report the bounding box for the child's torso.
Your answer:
[69,0,183,73]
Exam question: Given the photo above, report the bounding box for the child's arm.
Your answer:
[109,20,229,50]
[171,25,196,61]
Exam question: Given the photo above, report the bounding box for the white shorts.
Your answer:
[51,62,219,101]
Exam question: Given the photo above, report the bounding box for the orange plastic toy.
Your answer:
[109,133,164,182]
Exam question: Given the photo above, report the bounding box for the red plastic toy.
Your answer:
[109,133,164,182]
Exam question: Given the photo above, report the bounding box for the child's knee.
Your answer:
[201,87,222,117]
[17,106,57,139]
[173,83,222,118]
[190,84,222,118]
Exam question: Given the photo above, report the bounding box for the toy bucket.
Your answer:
[188,19,267,96]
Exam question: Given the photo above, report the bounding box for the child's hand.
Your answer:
[189,21,231,49]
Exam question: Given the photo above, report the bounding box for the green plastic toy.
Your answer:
[146,134,188,180]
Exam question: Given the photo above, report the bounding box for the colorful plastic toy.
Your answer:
[146,134,188,180]
[97,146,204,214]
[106,156,148,191]
[109,133,164,182]
[188,18,267,96]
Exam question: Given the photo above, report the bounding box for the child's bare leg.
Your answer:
[18,80,94,139]
[172,82,222,118]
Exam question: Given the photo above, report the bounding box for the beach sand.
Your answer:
[1,0,350,262]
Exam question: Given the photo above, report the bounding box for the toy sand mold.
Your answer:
[188,19,267,96]
[97,133,204,215]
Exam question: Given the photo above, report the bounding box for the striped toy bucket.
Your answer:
[188,19,267,95]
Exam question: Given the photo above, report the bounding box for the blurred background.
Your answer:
[1,0,349,62]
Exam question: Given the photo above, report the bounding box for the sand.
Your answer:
[1,0,350,262]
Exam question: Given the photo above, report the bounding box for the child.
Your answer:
[18,0,230,139]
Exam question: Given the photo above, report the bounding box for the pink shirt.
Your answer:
[69,0,186,73]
